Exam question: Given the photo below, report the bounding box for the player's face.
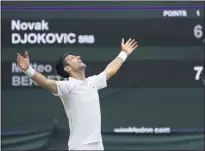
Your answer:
[65,55,86,72]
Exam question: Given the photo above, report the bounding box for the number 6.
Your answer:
[194,25,203,39]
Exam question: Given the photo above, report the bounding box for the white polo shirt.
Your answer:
[54,72,107,150]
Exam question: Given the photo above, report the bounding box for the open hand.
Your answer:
[121,38,138,55]
[16,51,30,71]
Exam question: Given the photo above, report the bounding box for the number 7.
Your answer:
[194,66,203,80]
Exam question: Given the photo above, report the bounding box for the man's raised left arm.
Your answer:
[104,38,138,80]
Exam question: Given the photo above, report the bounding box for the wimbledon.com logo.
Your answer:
[11,20,95,44]
[114,127,171,134]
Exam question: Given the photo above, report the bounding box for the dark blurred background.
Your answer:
[1,1,204,150]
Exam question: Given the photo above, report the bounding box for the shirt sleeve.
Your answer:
[87,71,107,90]
[53,81,72,97]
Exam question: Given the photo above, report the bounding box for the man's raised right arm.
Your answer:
[17,51,58,94]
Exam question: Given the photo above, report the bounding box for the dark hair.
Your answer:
[56,53,71,78]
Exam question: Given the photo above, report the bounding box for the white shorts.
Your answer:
[71,142,104,150]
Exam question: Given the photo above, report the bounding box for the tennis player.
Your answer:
[16,38,138,150]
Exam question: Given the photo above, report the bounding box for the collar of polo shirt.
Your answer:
[69,77,87,83]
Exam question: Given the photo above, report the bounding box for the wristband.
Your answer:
[23,65,35,77]
[117,51,127,62]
